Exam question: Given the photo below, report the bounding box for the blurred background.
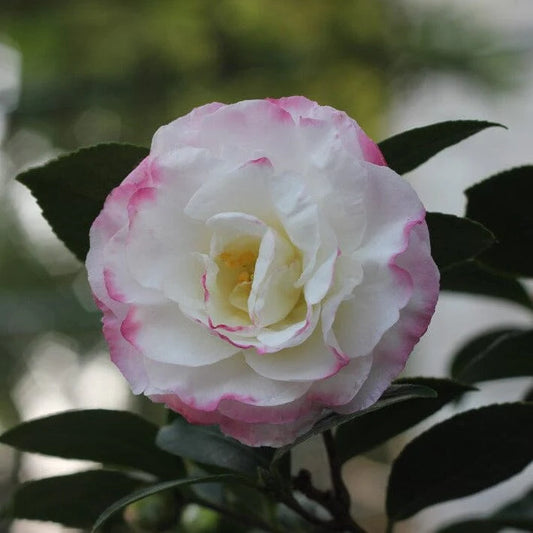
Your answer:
[1,1,532,532]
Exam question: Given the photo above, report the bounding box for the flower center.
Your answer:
[218,250,257,283]
[215,238,260,313]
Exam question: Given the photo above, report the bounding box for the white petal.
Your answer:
[269,173,320,286]
[185,158,276,224]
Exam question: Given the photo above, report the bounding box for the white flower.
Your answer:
[87,97,439,447]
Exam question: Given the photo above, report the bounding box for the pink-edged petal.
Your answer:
[103,226,166,306]
[151,102,226,156]
[244,327,347,382]
[86,157,156,309]
[256,301,319,352]
[142,352,311,409]
[308,353,374,407]
[100,306,148,394]
[335,222,439,414]
[122,304,238,366]
[331,257,412,360]
[219,412,319,447]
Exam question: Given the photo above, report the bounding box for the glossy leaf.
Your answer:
[378,120,503,174]
[0,409,183,479]
[440,261,533,311]
[451,328,533,383]
[17,143,148,261]
[466,166,533,277]
[272,383,436,464]
[156,416,274,476]
[4,470,141,528]
[92,474,243,532]
[335,378,474,464]
[426,213,495,271]
[386,403,533,522]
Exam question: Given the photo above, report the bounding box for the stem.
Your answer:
[322,430,351,511]
[322,430,367,533]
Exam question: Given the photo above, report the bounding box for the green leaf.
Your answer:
[378,120,503,175]
[0,409,183,479]
[4,470,141,528]
[466,166,533,277]
[440,261,533,310]
[386,403,533,522]
[92,474,243,532]
[437,519,501,533]
[335,378,474,464]
[492,484,533,529]
[156,416,274,476]
[451,328,533,383]
[17,143,149,261]
[524,387,533,402]
[426,213,495,271]
[272,383,437,465]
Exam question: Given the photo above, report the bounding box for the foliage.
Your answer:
[1,119,532,532]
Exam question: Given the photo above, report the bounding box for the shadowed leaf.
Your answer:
[386,403,533,522]
[0,409,183,479]
[335,378,474,464]
[17,143,148,261]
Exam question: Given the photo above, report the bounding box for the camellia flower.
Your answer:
[87,97,439,447]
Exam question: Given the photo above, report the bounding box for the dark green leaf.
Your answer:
[17,143,149,261]
[451,329,533,383]
[92,474,243,532]
[466,166,533,277]
[440,261,533,310]
[426,213,495,271]
[438,485,533,532]
[272,383,436,464]
[493,485,533,528]
[386,403,533,522]
[4,470,141,528]
[156,416,274,476]
[335,378,474,464]
[437,519,501,533]
[0,409,183,479]
[378,120,503,174]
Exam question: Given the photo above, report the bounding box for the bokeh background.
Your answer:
[1,1,532,532]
